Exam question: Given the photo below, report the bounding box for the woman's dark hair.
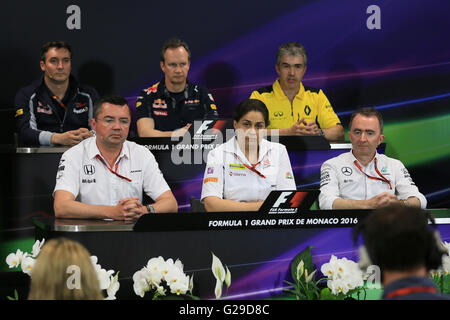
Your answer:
[232,99,270,127]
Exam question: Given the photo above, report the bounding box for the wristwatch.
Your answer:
[146,204,155,213]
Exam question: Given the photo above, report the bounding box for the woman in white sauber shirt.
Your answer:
[201,99,296,212]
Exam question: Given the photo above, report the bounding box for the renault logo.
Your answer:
[341,167,353,176]
[304,105,311,116]
[274,111,284,117]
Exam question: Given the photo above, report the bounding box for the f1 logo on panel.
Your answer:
[193,119,228,140]
[269,191,307,214]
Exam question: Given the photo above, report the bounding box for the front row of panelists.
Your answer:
[51,98,427,217]
[319,107,427,210]
[15,41,99,146]
[53,95,178,220]
[201,99,296,212]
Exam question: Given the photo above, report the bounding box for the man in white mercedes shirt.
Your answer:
[319,107,427,210]
[53,95,178,220]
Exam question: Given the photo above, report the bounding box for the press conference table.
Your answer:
[33,208,450,300]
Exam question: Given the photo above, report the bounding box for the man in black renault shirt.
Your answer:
[136,38,218,137]
[15,41,99,146]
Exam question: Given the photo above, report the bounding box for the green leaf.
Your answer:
[320,288,337,300]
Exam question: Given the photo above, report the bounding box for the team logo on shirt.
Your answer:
[36,101,53,115]
[153,110,168,116]
[56,159,65,180]
[15,109,23,117]
[73,106,88,114]
[145,84,159,95]
[207,167,214,174]
[229,171,246,177]
[341,167,353,176]
[304,105,311,116]
[184,99,200,105]
[153,99,167,109]
[229,164,246,170]
[83,165,95,175]
[273,111,284,117]
[285,172,294,179]
[204,177,218,184]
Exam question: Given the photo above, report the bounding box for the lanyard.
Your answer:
[96,155,132,182]
[385,286,437,299]
[354,158,392,190]
[233,153,266,179]
[52,95,67,110]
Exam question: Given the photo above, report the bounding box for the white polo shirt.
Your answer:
[319,151,427,209]
[54,137,170,206]
[201,137,296,202]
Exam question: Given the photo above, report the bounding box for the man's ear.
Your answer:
[40,61,46,72]
[160,61,165,73]
[275,64,280,77]
[90,117,96,131]
[378,134,385,146]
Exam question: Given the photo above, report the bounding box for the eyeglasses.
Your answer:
[97,117,130,128]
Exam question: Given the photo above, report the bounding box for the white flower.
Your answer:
[296,260,305,281]
[225,266,232,288]
[211,252,225,282]
[214,278,223,299]
[21,256,35,275]
[31,239,45,258]
[90,255,119,295]
[321,255,364,296]
[329,278,349,295]
[6,249,24,268]
[320,255,338,278]
[211,252,226,299]
[133,269,150,298]
[106,272,120,300]
[305,269,317,283]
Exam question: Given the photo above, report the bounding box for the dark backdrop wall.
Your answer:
[2,0,449,208]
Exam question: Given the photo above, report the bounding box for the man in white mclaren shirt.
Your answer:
[319,107,427,210]
[53,95,178,220]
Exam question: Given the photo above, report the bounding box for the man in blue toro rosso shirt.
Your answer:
[15,41,99,146]
[136,38,219,138]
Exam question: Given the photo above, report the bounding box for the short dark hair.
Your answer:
[276,42,307,66]
[349,107,384,133]
[40,41,72,62]
[232,99,270,127]
[93,95,130,118]
[354,205,447,272]
[160,38,191,63]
